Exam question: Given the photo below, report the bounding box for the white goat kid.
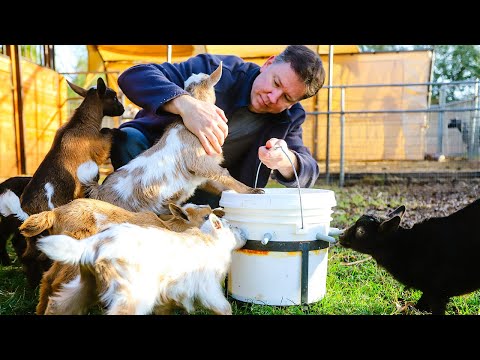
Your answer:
[37,214,246,315]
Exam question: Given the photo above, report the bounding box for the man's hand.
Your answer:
[164,95,228,155]
[258,138,298,180]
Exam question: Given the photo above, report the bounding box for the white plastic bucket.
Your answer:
[220,188,337,306]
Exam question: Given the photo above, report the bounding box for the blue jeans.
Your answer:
[110,127,151,170]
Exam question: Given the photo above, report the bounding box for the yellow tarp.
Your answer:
[89,45,359,69]
[87,45,360,80]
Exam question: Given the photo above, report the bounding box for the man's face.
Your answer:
[249,56,307,114]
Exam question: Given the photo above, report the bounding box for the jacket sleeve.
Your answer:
[271,105,320,188]
[117,63,189,115]
[117,54,222,115]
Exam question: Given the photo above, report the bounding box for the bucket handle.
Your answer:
[254,145,304,230]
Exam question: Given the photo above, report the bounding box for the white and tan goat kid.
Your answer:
[19,198,224,315]
[36,213,246,315]
[81,62,264,215]
[0,77,125,287]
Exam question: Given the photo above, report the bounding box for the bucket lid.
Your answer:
[219,188,336,210]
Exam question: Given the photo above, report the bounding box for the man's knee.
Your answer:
[110,127,150,170]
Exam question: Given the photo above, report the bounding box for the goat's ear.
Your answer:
[168,203,189,221]
[66,80,87,98]
[379,216,401,235]
[96,77,106,96]
[208,61,223,87]
[387,205,406,219]
[212,207,225,218]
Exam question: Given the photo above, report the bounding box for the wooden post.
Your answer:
[7,45,26,175]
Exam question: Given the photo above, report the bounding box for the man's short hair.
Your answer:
[274,45,326,100]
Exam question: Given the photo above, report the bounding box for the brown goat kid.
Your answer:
[81,62,264,216]
[1,77,125,288]
[19,198,224,315]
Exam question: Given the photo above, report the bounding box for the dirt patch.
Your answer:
[333,178,480,229]
[320,159,480,174]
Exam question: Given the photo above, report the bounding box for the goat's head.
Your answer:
[184,61,223,104]
[66,77,125,117]
[166,202,225,230]
[338,205,406,254]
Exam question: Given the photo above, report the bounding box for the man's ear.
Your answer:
[260,55,275,72]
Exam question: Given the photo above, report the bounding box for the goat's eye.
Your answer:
[204,215,210,220]
[356,227,365,237]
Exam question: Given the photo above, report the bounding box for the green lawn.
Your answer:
[2,180,479,315]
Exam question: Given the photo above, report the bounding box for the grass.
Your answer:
[1,181,479,315]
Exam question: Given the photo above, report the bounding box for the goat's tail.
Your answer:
[19,211,56,237]
[0,189,29,221]
[36,234,87,265]
[77,160,101,198]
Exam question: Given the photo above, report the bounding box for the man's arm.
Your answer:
[117,55,229,155]
[162,95,228,155]
[270,106,319,188]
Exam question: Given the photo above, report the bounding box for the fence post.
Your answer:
[469,79,479,159]
[339,87,345,187]
[437,86,446,156]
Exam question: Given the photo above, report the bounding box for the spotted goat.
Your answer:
[36,212,246,315]
[20,198,224,315]
[80,62,264,215]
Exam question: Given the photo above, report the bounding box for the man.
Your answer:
[111,45,326,207]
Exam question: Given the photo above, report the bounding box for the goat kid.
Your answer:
[0,176,32,265]
[1,77,125,288]
[20,198,224,315]
[339,201,480,315]
[81,62,263,215]
[36,214,245,315]
[20,77,124,215]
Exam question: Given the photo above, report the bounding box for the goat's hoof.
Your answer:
[250,188,265,194]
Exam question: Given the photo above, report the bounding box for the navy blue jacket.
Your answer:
[117,53,319,188]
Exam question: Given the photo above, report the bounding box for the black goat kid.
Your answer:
[339,201,480,315]
[0,176,32,265]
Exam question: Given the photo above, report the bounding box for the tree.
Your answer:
[431,45,480,103]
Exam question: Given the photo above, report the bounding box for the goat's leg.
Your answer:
[44,273,97,315]
[415,293,431,313]
[0,222,11,265]
[190,160,264,195]
[90,132,116,166]
[106,296,140,315]
[36,273,55,315]
[415,292,448,315]
[36,262,67,315]
[429,296,449,315]
[153,303,180,315]
[197,180,230,196]
[0,215,25,266]
[10,231,26,264]
[197,282,232,315]
[20,255,44,289]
